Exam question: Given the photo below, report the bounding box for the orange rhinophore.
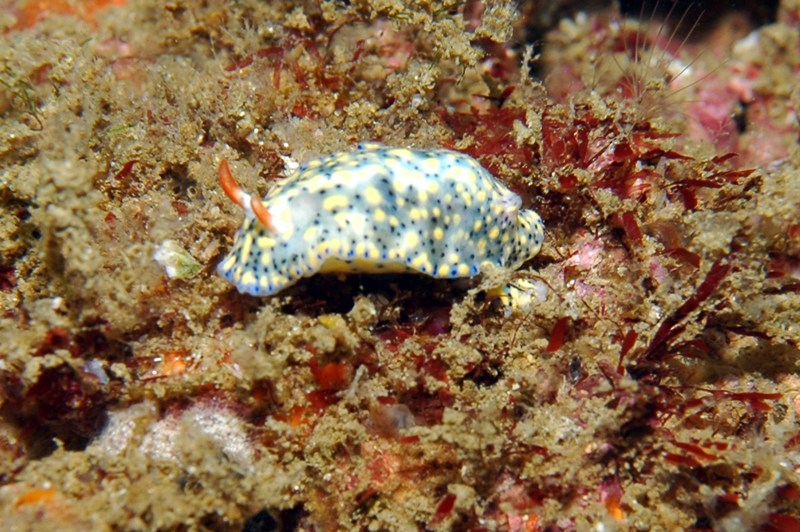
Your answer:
[218,159,275,232]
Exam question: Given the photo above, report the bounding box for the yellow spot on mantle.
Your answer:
[421,157,440,174]
[222,255,236,271]
[323,194,349,211]
[316,239,341,256]
[240,234,253,264]
[404,232,420,249]
[364,186,382,206]
[412,252,429,269]
[389,148,413,159]
[257,236,277,249]
[410,208,427,221]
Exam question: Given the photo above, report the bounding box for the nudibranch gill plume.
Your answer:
[217,143,545,296]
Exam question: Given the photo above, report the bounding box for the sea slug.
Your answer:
[218,143,544,296]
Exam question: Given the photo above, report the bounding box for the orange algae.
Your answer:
[13,487,57,509]
[11,0,127,29]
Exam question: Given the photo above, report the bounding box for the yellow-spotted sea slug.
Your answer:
[218,143,544,296]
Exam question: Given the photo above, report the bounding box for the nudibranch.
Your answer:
[217,143,545,296]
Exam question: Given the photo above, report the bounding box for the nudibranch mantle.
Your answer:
[218,143,545,296]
